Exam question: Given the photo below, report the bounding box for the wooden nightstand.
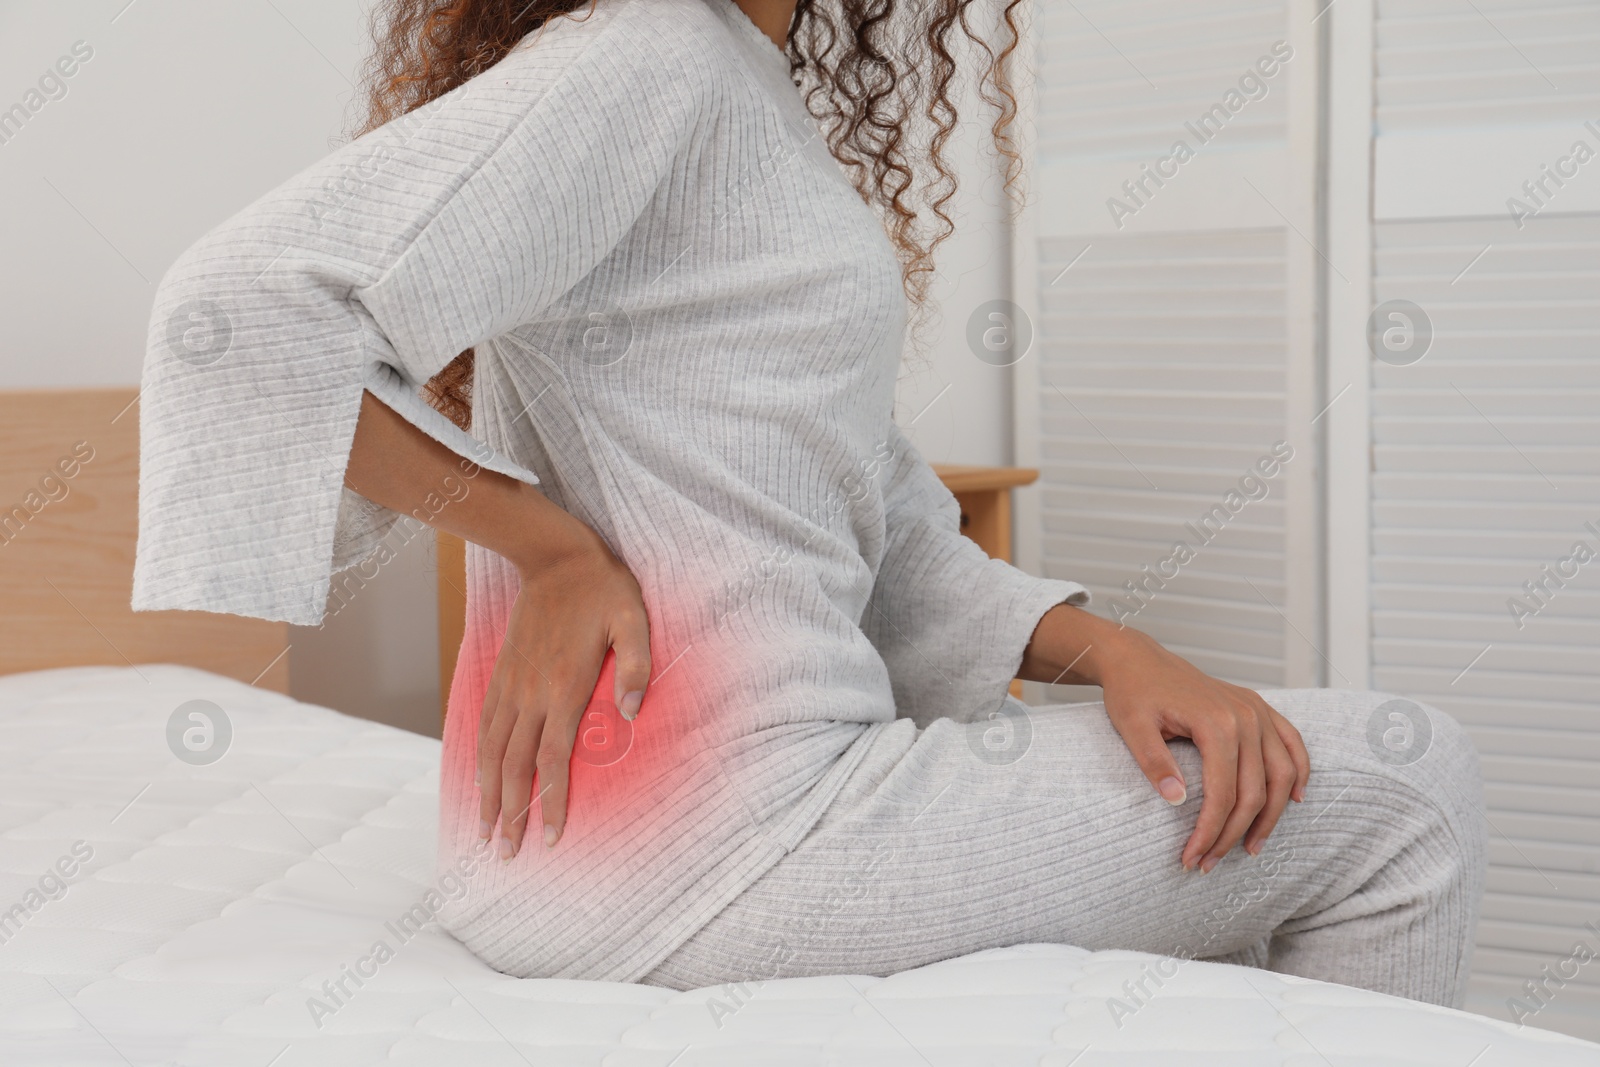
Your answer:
[437,464,1040,721]
[926,464,1039,565]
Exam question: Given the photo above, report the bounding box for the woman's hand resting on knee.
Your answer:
[1019,604,1310,874]
[342,389,651,860]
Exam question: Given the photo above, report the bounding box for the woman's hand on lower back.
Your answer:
[339,390,651,859]
[477,513,652,859]
[1019,604,1311,872]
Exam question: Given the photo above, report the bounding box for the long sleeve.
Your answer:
[862,422,1088,727]
[132,2,706,625]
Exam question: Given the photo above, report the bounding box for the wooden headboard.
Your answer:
[0,389,289,690]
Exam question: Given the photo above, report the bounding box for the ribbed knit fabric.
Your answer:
[132,0,1088,982]
[646,688,1488,1009]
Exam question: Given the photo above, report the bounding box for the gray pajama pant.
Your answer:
[642,688,1487,1009]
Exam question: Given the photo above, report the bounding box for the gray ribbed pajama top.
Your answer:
[133,0,1089,981]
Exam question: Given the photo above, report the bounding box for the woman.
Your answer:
[134,0,1485,1004]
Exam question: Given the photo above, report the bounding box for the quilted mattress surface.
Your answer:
[0,664,1594,1066]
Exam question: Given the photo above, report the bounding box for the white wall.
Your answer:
[2,0,435,734]
[0,0,371,385]
[0,0,1014,734]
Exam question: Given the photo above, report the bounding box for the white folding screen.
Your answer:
[1347,0,1600,1038]
[1013,0,1322,702]
[1031,228,1296,689]
[1018,0,1600,1041]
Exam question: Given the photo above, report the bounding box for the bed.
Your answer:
[3,391,1597,1065]
[2,665,1596,1066]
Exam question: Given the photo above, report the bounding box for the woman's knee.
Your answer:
[1334,689,1477,797]
[1266,688,1485,861]
[1263,689,1476,783]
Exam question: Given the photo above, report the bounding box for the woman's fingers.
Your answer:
[498,645,597,857]
[1090,629,1314,872]
[477,677,519,848]
[461,515,653,859]
[1243,722,1298,856]
[1270,704,1311,803]
[498,702,543,859]
[536,632,621,847]
[1111,710,1189,806]
[499,638,608,856]
[478,627,633,858]
[534,705,578,848]
[1183,717,1239,871]
[610,605,652,721]
[1201,709,1267,871]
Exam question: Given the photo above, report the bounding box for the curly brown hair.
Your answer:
[352,0,1029,430]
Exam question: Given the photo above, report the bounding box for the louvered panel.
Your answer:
[1377,473,1600,501]
[1036,0,1289,162]
[1488,787,1600,822]
[1378,610,1600,648]
[1477,941,1600,988]
[1450,696,1600,733]
[1490,866,1600,905]
[1022,0,1600,1040]
[1490,789,1600,825]
[1373,501,1597,528]
[1379,641,1596,678]
[1478,755,1600,792]
[1045,515,1283,557]
[1368,213,1600,1029]
[1375,548,1600,579]
[1486,843,1596,881]
[1380,665,1595,706]
[1374,584,1600,617]
[1468,971,1600,1040]
[1036,229,1291,691]
[1374,444,1600,474]
[1484,891,1600,929]
[1377,0,1600,132]
[1470,968,1600,1020]
[1376,531,1600,560]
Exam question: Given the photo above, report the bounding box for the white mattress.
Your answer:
[0,665,1594,1066]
